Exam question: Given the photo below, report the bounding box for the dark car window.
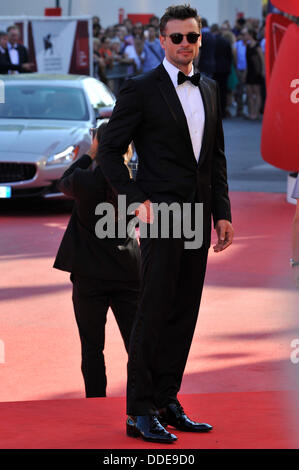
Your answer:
[0,85,89,121]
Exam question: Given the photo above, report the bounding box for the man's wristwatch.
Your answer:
[290,258,299,268]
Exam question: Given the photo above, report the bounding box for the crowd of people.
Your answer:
[92,14,267,120]
[1,14,267,121]
[92,15,165,95]
[0,25,34,74]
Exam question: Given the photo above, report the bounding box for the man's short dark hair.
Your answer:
[210,23,220,34]
[237,18,246,27]
[247,28,257,41]
[201,18,208,28]
[0,31,8,39]
[160,4,202,36]
[6,25,19,33]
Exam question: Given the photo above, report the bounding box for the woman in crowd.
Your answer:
[99,36,114,70]
[122,32,145,77]
[222,29,238,117]
[244,28,264,120]
[92,38,108,84]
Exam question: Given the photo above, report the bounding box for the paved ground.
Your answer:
[0,191,298,404]
[223,116,288,193]
[0,116,289,218]
[0,116,298,404]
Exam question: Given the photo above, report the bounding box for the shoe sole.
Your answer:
[161,422,213,432]
[126,424,177,443]
[165,426,212,432]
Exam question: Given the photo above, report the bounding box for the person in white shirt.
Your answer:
[0,30,33,74]
[234,28,247,117]
[6,25,33,73]
[123,34,146,77]
[143,25,165,73]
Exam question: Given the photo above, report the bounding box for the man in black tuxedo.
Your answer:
[0,31,33,74]
[98,4,233,443]
[6,25,33,73]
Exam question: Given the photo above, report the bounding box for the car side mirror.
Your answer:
[94,106,114,120]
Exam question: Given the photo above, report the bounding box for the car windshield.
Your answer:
[0,85,89,120]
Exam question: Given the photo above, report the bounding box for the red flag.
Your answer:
[261,23,299,171]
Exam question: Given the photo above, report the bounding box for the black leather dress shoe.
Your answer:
[126,415,178,443]
[159,401,213,432]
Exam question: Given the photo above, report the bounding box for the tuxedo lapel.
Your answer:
[155,64,196,163]
[4,48,11,63]
[197,77,212,169]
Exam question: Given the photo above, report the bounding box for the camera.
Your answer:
[89,127,97,139]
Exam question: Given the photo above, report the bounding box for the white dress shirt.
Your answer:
[163,57,205,162]
[7,42,19,65]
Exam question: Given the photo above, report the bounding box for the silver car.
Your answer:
[0,74,115,199]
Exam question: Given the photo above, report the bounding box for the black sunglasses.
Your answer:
[163,32,201,44]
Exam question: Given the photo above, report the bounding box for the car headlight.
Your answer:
[46,145,79,166]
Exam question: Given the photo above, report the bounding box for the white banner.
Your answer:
[31,20,77,74]
[0,21,14,32]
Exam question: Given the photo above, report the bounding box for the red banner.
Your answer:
[127,14,154,25]
[261,23,299,172]
[265,13,293,87]
[44,8,62,16]
[27,18,91,75]
[271,0,299,16]
[69,20,89,74]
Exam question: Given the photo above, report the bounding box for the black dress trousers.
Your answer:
[72,274,139,398]
[126,207,209,415]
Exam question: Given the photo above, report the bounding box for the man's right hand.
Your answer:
[135,200,154,224]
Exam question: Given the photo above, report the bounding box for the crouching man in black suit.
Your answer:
[98,4,234,442]
[54,124,140,398]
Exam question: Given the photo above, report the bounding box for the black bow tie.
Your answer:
[177,71,200,86]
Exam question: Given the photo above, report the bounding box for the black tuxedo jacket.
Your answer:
[53,154,140,282]
[0,48,23,74]
[98,63,232,248]
[8,43,29,64]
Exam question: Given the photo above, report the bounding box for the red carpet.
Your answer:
[0,191,298,448]
[0,391,298,449]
